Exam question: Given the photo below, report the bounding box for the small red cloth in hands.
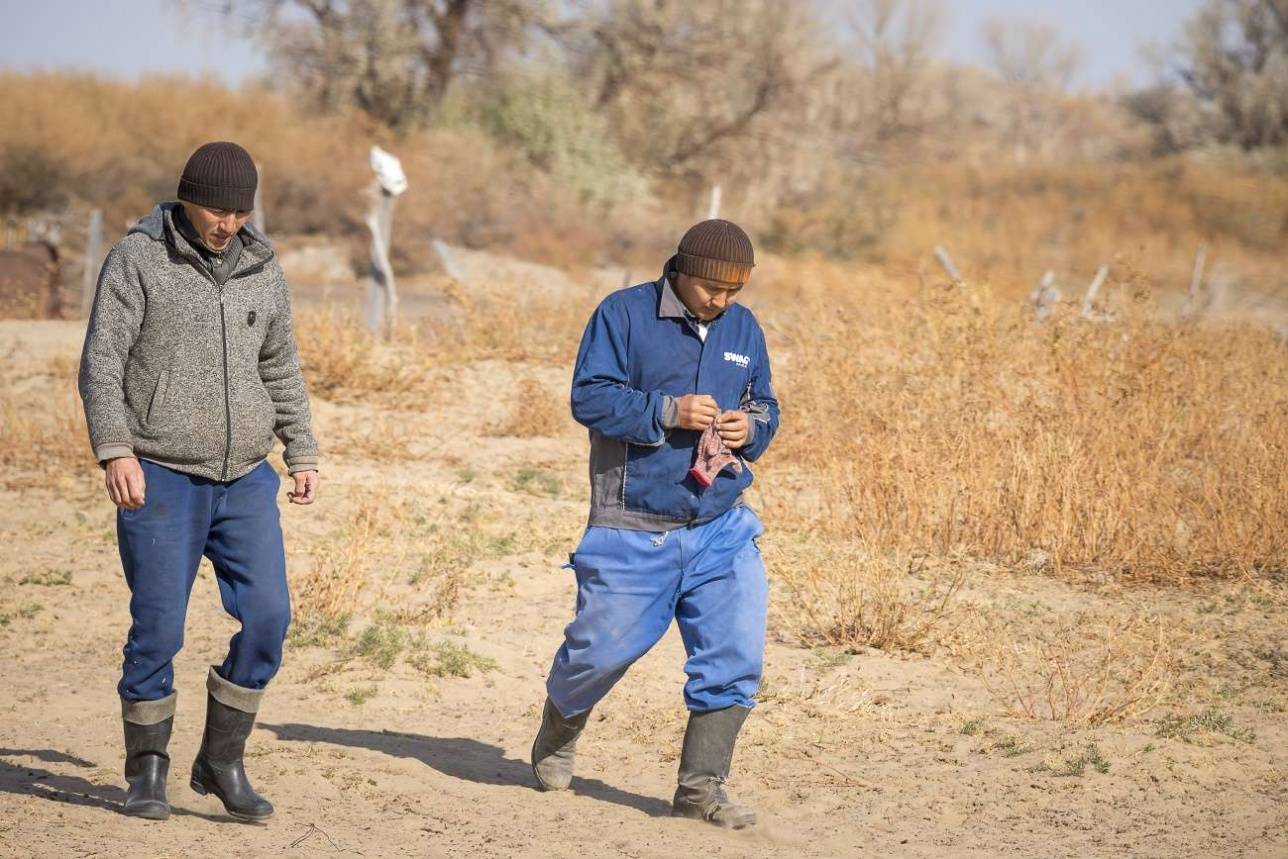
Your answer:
[689,423,743,488]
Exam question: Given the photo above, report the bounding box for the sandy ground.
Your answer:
[0,318,1285,859]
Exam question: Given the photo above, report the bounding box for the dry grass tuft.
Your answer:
[485,375,567,438]
[768,539,964,654]
[424,281,586,366]
[290,494,387,639]
[0,355,91,487]
[294,306,441,402]
[973,610,1176,725]
[327,412,417,462]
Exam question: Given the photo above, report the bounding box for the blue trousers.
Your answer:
[546,505,769,716]
[116,459,291,702]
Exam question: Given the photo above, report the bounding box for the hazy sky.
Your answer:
[0,0,1205,90]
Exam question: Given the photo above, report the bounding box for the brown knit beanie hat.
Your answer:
[676,219,755,285]
[177,142,258,212]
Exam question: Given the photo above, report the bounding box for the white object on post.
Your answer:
[370,146,409,197]
[366,146,407,336]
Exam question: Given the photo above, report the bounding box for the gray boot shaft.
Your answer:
[123,715,173,820]
[672,706,756,829]
[531,698,591,791]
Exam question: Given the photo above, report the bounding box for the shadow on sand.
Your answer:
[260,722,673,818]
[0,747,254,823]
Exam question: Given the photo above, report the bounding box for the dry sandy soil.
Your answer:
[0,307,1285,858]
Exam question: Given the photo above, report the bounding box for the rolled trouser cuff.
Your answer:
[207,666,264,714]
[122,691,177,726]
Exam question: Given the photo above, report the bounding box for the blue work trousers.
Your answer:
[116,459,290,702]
[547,505,769,716]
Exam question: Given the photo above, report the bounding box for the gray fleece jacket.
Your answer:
[78,202,319,481]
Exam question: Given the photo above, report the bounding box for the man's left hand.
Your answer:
[288,469,319,505]
[716,410,750,449]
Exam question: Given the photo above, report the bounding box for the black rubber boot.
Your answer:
[672,706,756,829]
[190,692,273,821]
[122,717,172,820]
[530,697,591,791]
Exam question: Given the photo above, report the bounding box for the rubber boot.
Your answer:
[672,706,756,829]
[530,697,591,791]
[122,716,172,820]
[190,673,273,821]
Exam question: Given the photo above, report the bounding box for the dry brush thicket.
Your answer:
[289,254,1287,591]
[289,256,1288,593]
[5,72,1288,294]
[754,260,1288,583]
[4,262,1283,724]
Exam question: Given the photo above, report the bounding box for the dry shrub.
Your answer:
[328,412,416,462]
[294,305,443,402]
[292,494,386,627]
[393,506,523,625]
[394,538,468,627]
[0,73,630,270]
[972,611,1175,725]
[755,667,877,718]
[872,159,1288,296]
[294,288,583,404]
[757,260,1288,581]
[0,355,90,486]
[485,375,567,438]
[767,539,964,654]
[425,280,586,366]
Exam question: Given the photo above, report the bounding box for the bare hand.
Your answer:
[288,469,319,505]
[106,457,146,510]
[716,410,750,449]
[676,394,719,431]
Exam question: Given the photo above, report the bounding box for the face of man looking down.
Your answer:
[181,201,251,253]
[674,272,747,322]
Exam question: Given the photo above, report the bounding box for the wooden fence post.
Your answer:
[1029,270,1060,321]
[1081,264,1109,319]
[365,188,397,335]
[1187,243,1208,317]
[252,161,265,234]
[431,238,465,282]
[932,245,964,286]
[81,208,103,317]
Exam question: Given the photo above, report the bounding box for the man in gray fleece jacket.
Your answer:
[78,141,319,822]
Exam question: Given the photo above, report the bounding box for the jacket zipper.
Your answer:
[218,289,232,481]
[174,230,273,483]
[213,252,233,480]
[217,260,271,480]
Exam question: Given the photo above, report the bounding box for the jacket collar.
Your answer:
[129,201,274,275]
[657,265,688,320]
[656,254,726,325]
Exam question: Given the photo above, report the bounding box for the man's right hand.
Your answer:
[106,457,146,510]
[676,394,720,431]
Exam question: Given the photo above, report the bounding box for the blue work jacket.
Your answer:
[571,260,780,530]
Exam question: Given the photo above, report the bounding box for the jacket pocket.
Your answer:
[145,371,171,426]
[230,375,277,463]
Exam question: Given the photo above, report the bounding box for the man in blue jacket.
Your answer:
[531,219,779,829]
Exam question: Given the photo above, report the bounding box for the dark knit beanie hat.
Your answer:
[177,142,258,212]
[675,219,755,285]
